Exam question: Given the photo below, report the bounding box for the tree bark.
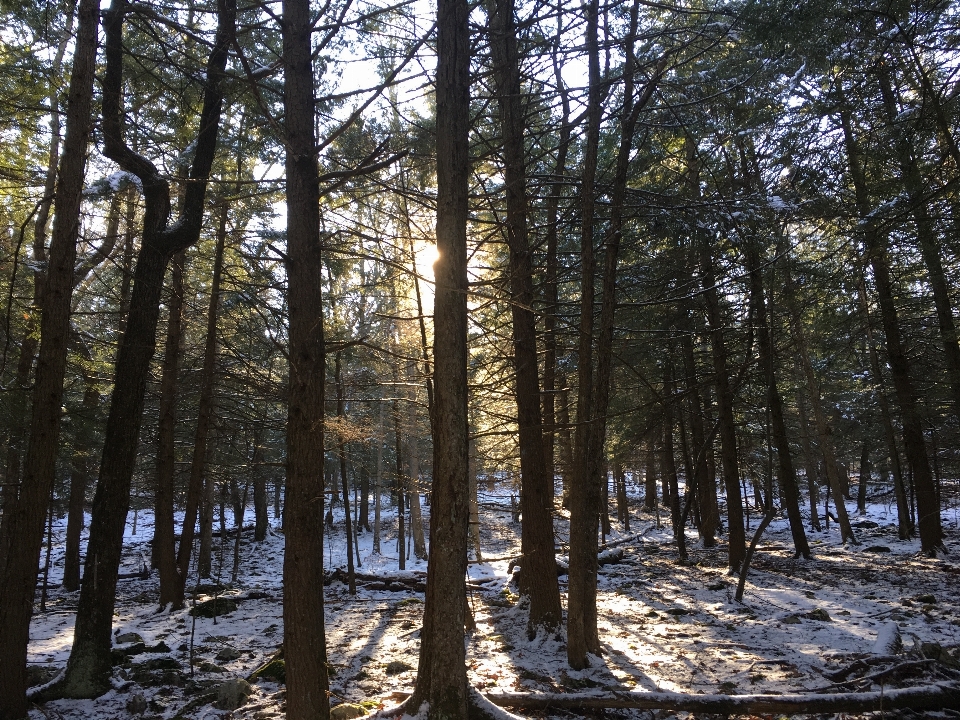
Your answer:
[680,330,717,546]
[281,0,330,709]
[566,0,603,670]
[746,246,810,559]
[408,0,470,708]
[485,0,561,638]
[52,0,235,697]
[856,275,911,538]
[839,105,943,554]
[661,358,687,563]
[688,137,746,570]
[783,267,856,544]
[176,203,227,598]
[335,352,356,593]
[155,250,186,606]
[0,0,99,711]
[63,378,99,592]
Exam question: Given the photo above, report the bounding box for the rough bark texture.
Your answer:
[336,352,356,593]
[63,376,99,592]
[566,0,603,670]
[0,0,98,712]
[746,247,810,559]
[856,276,911,538]
[176,207,227,597]
[52,0,234,697]
[408,0,470,710]
[680,331,717,546]
[486,0,561,637]
[784,267,856,544]
[155,250,186,607]
[688,138,745,571]
[281,0,330,710]
[839,106,943,554]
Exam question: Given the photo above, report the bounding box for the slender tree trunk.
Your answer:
[644,438,657,511]
[0,0,98,710]
[567,0,603,669]
[486,0,560,637]
[253,439,267,542]
[839,105,942,554]
[155,250,186,606]
[746,246,810,559]
[393,395,406,571]
[63,379,98,592]
[681,331,717,546]
[335,352,356,593]
[374,399,384,555]
[407,376,427,561]
[856,276,911,538]
[176,203,227,599]
[408,0,471,707]
[281,0,329,707]
[540,27,571,501]
[662,359,687,562]
[557,377,573,505]
[784,268,856,544]
[468,434,483,561]
[52,0,234,697]
[794,382,822,532]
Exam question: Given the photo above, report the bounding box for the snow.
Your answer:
[23,478,960,719]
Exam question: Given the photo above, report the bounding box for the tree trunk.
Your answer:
[644,439,657,511]
[688,137,746,571]
[746,246,810,559]
[839,105,943,554]
[155,250,186,606]
[281,0,330,708]
[408,0,471,708]
[540,31,571,503]
[374,399,384,555]
[566,0,603,670]
[335,352,356,593]
[783,267,856,544]
[407,379,427,561]
[486,0,561,637]
[52,0,235,697]
[680,331,717,546]
[0,0,98,710]
[176,203,227,599]
[794,381,822,532]
[468,434,483,561]
[856,276,911,538]
[253,439,268,542]
[661,359,687,563]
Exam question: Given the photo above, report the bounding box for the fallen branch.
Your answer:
[484,682,960,714]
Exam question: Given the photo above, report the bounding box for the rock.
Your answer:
[215,647,242,662]
[116,632,145,645]
[147,641,171,653]
[199,662,226,673]
[864,545,891,553]
[916,594,937,604]
[249,656,285,684]
[25,665,59,687]
[135,658,181,671]
[782,615,802,625]
[216,678,253,710]
[126,694,148,715]
[384,660,414,675]
[331,703,367,720]
[190,598,239,618]
[803,608,831,622]
[872,622,902,654]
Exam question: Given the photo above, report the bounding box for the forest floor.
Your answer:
[24,480,960,720]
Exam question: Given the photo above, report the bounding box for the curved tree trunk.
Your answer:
[54,0,235,696]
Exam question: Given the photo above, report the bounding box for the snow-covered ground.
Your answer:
[23,479,960,719]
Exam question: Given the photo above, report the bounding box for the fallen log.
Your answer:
[484,682,960,714]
